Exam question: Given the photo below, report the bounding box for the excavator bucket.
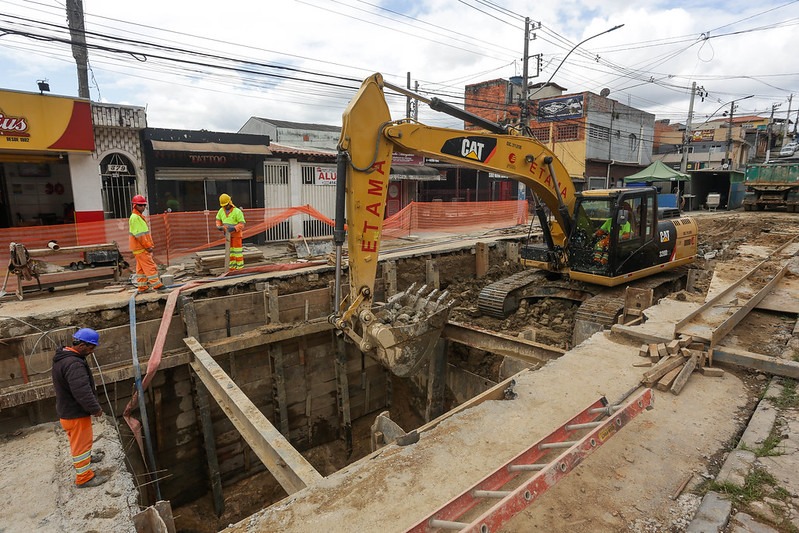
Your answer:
[364,284,454,377]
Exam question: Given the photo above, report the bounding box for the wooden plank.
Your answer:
[711,345,799,379]
[670,354,698,395]
[666,339,681,355]
[425,259,440,290]
[185,336,323,494]
[642,355,687,386]
[711,264,789,347]
[655,366,682,392]
[475,242,489,278]
[700,367,725,377]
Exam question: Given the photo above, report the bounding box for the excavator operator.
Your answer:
[593,203,632,265]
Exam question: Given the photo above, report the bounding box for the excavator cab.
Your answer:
[567,187,695,286]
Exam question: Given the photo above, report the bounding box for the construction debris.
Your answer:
[638,335,724,395]
[193,247,266,273]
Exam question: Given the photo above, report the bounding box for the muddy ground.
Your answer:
[173,211,799,532]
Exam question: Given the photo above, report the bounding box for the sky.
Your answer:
[0,0,797,135]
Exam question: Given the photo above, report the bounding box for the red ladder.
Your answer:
[406,388,654,533]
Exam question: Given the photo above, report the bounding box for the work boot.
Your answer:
[91,450,105,463]
[76,473,109,488]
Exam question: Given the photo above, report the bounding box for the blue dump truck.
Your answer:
[743,163,799,212]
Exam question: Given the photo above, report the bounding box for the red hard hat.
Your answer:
[132,195,147,205]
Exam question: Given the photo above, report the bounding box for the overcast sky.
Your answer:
[1,0,797,134]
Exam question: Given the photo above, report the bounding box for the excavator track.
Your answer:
[478,270,550,318]
[572,268,689,345]
[478,267,690,345]
[574,268,688,327]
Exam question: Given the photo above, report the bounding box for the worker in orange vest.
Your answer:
[216,193,246,270]
[52,328,107,488]
[129,195,166,293]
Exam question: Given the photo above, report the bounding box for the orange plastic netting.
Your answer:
[0,201,527,267]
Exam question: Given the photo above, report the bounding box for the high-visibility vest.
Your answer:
[129,211,154,254]
[216,206,245,233]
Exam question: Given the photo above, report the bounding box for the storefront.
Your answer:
[142,129,271,214]
[0,89,96,228]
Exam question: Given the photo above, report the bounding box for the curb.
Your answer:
[686,378,783,532]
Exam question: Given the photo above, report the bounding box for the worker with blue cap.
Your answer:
[51,328,108,488]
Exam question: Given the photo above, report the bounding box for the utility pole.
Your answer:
[680,82,697,174]
[519,17,532,131]
[765,103,780,162]
[406,72,412,119]
[724,100,735,169]
[783,94,793,143]
[66,0,90,98]
[519,18,542,132]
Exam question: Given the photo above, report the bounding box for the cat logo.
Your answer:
[660,230,670,243]
[440,136,497,163]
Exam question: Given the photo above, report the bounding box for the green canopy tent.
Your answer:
[622,161,690,183]
[623,161,690,210]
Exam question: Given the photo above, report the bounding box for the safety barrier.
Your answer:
[0,200,527,268]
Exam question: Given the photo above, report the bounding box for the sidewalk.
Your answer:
[687,377,799,532]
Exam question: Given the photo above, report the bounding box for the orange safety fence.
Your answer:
[383,199,528,239]
[0,201,527,269]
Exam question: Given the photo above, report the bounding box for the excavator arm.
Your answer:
[333,73,578,377]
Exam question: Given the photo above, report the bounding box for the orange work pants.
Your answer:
[229,231,244,270]
[60,416,96,485]
[134,251,164,292]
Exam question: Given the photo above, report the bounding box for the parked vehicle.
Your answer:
[743,163,799,212]
[780,142,798,157]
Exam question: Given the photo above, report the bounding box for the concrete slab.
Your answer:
[686,492,731,533]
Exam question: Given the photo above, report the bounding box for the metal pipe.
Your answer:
[128,295,161,500]
[333,151,348,311]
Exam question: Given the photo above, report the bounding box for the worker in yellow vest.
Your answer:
[216,193,246,270]
[129,195,166,293]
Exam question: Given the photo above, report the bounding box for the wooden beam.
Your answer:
[270,344,290,436]
[443,321,564,364]
[712,345,799,379]
[181,296,225,518]
[425,339,448,422]
[710,264,788,347]
[425,259,440,290]
[670,354,698,395]
[0,351,191,409]
[185,336,323,495]
[475,242,489,278]
[1,321,334,409]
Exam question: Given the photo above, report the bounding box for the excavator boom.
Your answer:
[333,73,695,376]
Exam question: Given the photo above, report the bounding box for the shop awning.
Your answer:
[155,168,253,180]
[390,165,443,181]
[151,140,271,155]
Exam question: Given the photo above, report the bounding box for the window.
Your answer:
[588,124,609,142]
[530,126,550,143]
[556,123,579,141]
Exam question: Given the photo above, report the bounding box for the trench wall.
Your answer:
[0,241,512,506]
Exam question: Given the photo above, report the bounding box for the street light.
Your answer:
[526,24,625,106]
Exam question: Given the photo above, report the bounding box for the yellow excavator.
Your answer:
[332,73,698,376]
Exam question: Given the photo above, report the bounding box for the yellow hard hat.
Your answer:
[219,193,231,207]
